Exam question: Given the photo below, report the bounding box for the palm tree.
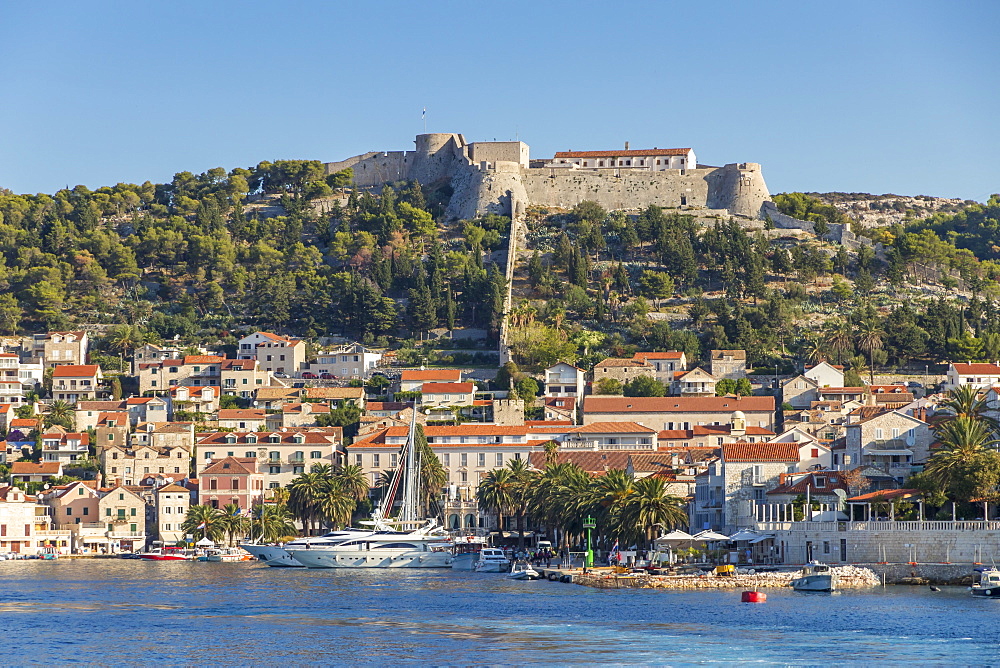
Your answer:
[334,464,370,502]
[925,416,999,493]
[825,319,854,365]
[415,425,447,519]
[619,476,687,549]
[317,480,356,529]
[506,458,539,549]
[938,385,1000,435]
[592,468,635,538]
[45,400,74,429]
[855,318,884,384]
[802,335,826,366]
[288,471,326,535]
[254,502,297,543]
[105,324,149,371]
[182,504,224,542]
[477,468,516,533]
[217,502,249,546]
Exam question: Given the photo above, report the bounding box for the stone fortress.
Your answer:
[324,133,774,222]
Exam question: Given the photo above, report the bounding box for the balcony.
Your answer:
[107,531,145,538]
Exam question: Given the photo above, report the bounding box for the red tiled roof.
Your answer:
[182,355,224,365]
[172,385,220,397]
[847,488,922,502]
[11,461,62,475]
[97,412,129,427]
[400,369,462,382]
[633,352,684,361]
[10,418,39,428]
[196,431,340,446]
[217,409,266,420]
[595,358,646,368]
[566,421,656,434]
[721,442,799,463]
[553,148,691,158]
[366,402,410,412]
[585,396,774,413]
[52,364,100,377]
[221,359,257,370]
[200,456,259,476]
[420,382,474,393]
[952,363,1000,375]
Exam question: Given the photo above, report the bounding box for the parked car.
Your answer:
[301,372,318,379]
[273,372,288,378]
[319,373,334,379]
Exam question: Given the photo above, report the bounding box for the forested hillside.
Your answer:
[2,157,999,381]
[0,162,506,347]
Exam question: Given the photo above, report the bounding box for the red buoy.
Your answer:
[741,591,766,603]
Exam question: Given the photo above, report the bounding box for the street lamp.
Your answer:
[583,515,596,570]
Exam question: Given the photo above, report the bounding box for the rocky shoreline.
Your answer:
[574,565,881,590]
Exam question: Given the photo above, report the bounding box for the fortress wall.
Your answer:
[409,133,468,185]
[519,168,715,213]
[705,163,771,219]
[446,161,528,220]
[325,151,410,187]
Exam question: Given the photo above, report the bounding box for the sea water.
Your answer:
[0,560,997,665]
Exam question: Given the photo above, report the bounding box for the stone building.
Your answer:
[709,350,748,381]
[154,483,191,545]
[42,331,89,368]
[52,364,103,402]
[237,332,306,375]
[843,410,931,481]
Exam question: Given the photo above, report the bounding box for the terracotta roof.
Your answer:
[633,352,684,361]
[97,412,129,427]
[951,363,1000,375]
[818,387,867,395]
[565,421,657,434]
[11,461,62,475]
[156,483,191,493]
[254,388,299,400]
[767,472,850,496]
[252,332,301,345]
[200,456,259,475]
[77,401,126,411]
[595,358,646,368]
[217,409,266,420]
[282,402,330,413]
[584,396,774,413]
[421,382,475,393]
[303,387,365,400]
[553,148,691,158]
[847,488,922,502]
[172,385,220,397]
[221,359,257,370]
[52,364,100,377]
[400,369,462,382]
[10,418,39,428]
[196,431,340,446]
[366,402,410,412]
[182,355,224,365]
[721,442,799,463]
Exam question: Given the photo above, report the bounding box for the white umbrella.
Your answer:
[727,529,759,542]
[692,530,730,542]
[654,529,694,547]
[195,537,216,547]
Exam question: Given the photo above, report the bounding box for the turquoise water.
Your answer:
[1,560,997,665]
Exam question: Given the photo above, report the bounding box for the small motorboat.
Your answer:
[474,548,511,573]
[140,547,196,561]
[971,567,1000,597]
[791,561,838,592]
[205,548,252,562]
[508,560,540,580]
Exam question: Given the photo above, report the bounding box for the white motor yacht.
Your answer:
[474,548,511,573]
[241,528,376,567]
[287,521,452,569]
[286,408,453,569]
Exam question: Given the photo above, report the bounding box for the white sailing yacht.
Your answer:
[286,408,452,569]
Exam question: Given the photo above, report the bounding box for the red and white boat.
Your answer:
[139,547,196,561]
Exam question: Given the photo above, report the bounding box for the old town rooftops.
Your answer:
[584,396,774,412]
[400,369,462,381]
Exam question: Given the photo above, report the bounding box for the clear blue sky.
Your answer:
[1,1,997,200]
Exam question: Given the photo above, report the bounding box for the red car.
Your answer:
[319,373,334,379]
[301,372,318,379]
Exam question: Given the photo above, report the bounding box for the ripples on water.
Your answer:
[0,560,996,665]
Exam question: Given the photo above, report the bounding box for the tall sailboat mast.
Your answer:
[401,401,420,523]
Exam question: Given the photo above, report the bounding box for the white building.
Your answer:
[804,361,844,388]
[545,147,696,172]
[945,362,1000,390]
